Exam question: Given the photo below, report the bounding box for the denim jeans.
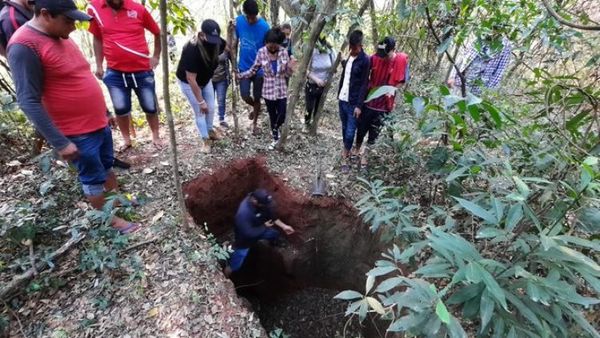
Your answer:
[239,74,264,101]
[339,100,358,151]
[103,69,158,116]
[178,79,216,139]
[213,79,229,122]
[68,126,114,196]
[229,228,279,272]
[356,107,386,146]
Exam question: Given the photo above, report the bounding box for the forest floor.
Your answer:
[0,98,412,337]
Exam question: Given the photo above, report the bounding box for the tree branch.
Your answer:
[540,0,600,31]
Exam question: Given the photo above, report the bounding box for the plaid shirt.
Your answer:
[452,38,512,95]
[240,46,291,100]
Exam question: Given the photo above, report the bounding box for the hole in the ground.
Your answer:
[184,157,384,337]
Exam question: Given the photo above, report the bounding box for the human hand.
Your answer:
[316,79,326,87]
[150,56,160,69]
[282,225,295,235]
[199,100,208,113]
[108,115,117,128]
[289,58,298,72]
[447,79,455,88]
[265,220,274,227]
[353,107,362,118]
[58,142,80,161]
[94,66,104,80]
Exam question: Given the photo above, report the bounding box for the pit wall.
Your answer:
[183,157,383,296]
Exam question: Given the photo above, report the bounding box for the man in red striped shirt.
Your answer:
[355,37,409,170]
[87,0,162,150]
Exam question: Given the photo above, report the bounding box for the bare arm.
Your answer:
[267,219,295,235]
[185,71,208,113]
[93,36,104,79]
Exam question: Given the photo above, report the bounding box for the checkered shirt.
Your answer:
[240,46,291,100]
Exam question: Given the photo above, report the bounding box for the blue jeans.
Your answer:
[339,100,358,151]
[103,69,158,116]
[178,79,216,139]
[213,79,229,122]
[68,126,114,196]
[229,228,280,272]
[239,74,264,101]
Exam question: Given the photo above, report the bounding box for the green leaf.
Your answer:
[577,207,600,233]
[412,97,426,116]
[334,290,363,300]
[454,197,498,224]
[447,283,484,305]
[479,291,495,330]
[435,300,450,324]
[367,266,397,277]
[436,36,452,54]
[481,102,502,128]
[366,296,385,314]
[505,203,523,231]
[512,176,531,198]
[365,85,397,103]
[566,110,590,134]
[447,315,468,338]
[375,277,404,293]
[504,291,544,331]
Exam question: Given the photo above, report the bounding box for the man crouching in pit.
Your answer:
[224,189,295,276]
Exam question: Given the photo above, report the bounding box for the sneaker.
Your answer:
[268,140,279,150]
[220,121,229,129]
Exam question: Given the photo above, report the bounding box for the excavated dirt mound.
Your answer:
[183,157,384,337]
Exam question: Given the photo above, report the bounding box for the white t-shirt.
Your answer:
[338,55,356,102]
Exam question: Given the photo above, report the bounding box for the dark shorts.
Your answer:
[239,74,264,101]
[68,126,114,195]
[103,68,158,116]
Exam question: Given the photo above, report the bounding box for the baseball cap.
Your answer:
[201,19,221,45]
[251,189,273,206]
[377,37,396,57]
[33,0,92,21]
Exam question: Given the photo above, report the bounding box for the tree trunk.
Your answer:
[228,0,241,138]
[159,0,188,227]
[270,0,280,26]
[369,0,379,50]
[278,0,338,149]
[309,0,371,136]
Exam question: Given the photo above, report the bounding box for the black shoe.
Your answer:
[113,157,131,169]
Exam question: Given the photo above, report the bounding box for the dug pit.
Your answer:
[184,158,384,337]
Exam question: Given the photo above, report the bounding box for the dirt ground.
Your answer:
[0,99,384,338]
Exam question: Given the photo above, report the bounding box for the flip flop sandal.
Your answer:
[118,144,133,153]
[118,222,141,235]
[113,157,131,169]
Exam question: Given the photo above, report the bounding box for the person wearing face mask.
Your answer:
[176,20,224,154]
[355,37,409,172]
[8,0,142,234]
[237,27,295,150]
[87,0,163,151]
[338,30,370,174]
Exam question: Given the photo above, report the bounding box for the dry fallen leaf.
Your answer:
[7,160,21,167]
[143,168,154,174]
[151,211,165,224]
[147,307,159,318]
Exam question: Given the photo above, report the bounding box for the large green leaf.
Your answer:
[454,197,498,224]
[365,85,397,103]
[479,291,495,330]
[334,290,363,300]
[435,300,451,324]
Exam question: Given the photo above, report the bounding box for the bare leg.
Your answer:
[252,100,261,135]
[116,115,132,148]
[87,193,132,230]
[104,170,118,192]
[146,114,163,147]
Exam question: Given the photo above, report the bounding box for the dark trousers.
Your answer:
[305,82,324,124]
[356,107,387,146]
[265,98,287,140]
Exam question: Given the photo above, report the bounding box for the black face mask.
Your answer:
[203,41,217,52]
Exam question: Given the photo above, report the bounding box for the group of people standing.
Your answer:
[0,0,510,235]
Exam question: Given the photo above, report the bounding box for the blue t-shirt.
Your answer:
[235,15,270,73]
[234,196,275,248]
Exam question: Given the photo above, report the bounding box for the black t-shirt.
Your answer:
[175,39,222,87]
[0,2,33,49]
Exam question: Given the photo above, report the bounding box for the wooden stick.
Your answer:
[0,234,85,301]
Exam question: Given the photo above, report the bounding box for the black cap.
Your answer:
[201,19,221,45]
[33,0,92,21]
[251,189,273,205]
[377,37,396,57]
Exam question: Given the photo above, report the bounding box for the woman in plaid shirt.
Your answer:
[238,28,295,149]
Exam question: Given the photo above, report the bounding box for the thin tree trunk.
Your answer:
[228,0,241,138]
[159,0,188,227]
[270,0,280,25]
[369,0,379,50]
[309,0,371,136]
[278,0,338,149]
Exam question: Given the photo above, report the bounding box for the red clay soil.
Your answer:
[183,157,383,299]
